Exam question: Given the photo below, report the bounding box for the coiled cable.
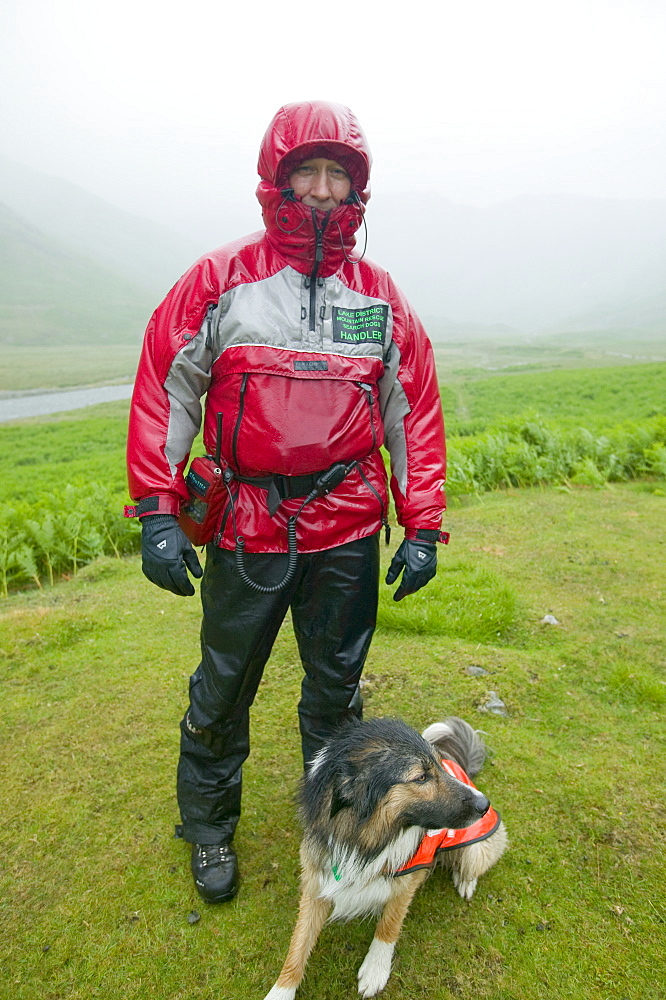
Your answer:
[226,480,318,593]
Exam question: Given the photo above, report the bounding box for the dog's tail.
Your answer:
[422,717,488,777]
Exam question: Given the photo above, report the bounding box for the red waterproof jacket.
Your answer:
[127,101,446,553]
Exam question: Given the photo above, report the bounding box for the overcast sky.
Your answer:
[2,0,665,239]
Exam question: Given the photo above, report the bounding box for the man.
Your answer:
[126,101,447,904]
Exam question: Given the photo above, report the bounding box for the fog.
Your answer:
[2,0,665,242]
[2,0,665,345]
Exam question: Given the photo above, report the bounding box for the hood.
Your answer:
[256,101,371,276]
[258,100,372,200]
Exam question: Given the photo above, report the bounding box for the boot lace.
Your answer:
[197,845,233,868]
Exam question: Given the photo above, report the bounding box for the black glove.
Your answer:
[385,538,437,602]
[141,514,203,597]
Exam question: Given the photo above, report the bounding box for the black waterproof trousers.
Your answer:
[176,533,380,845]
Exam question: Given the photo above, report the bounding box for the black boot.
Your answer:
[191,844,238,903]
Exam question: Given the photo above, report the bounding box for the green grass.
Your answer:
[1,484,664,999]
[0,399,131,499]
[431,328,666,388]
[440,362,666,436]
[2,379,665,595]
[0,354,664,996]
[0,345,141,392]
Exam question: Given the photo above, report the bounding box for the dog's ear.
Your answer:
[330,774,354,819]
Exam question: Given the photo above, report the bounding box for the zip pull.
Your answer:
[311,207,329,265]
[231,374,249,470]
[214,412,223,466]
[358,466,388,543]
[204,302,216,351]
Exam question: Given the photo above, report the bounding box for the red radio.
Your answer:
[178,414,229,546]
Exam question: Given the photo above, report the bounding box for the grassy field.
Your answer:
[2,360,664,503]
[1,483,664,1000]
[0,352,664,998]
[439,362,666,436]
[1,359,664,596]
[431,327,666,384]
[0,401,133,500]
[0,345,140,393]
[1,325,664,395]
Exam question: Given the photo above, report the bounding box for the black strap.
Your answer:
[234,471,321,497]
[233,463,357,518]
[234,470,329,517]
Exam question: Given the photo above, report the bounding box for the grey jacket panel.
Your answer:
[379,341,411,494]
[213,266,393,362]
[164,332,213,476]
[162,265,406,484]
[215,267,302,353]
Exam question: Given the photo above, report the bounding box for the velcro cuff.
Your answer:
[405,528,450,544]
[124,496,182,519]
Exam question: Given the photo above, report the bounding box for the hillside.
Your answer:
[367,192,666,333]
[2,154,665,347]
[0,201,154,345]
[0,153,202,297]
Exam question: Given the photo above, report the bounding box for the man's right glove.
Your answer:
[141,514,203,597]
[385,538,438,602]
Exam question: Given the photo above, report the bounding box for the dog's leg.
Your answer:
[264,874,331,1000]
[449,822,509,899]
[357,870,428,998]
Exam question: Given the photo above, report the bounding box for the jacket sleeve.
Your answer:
[379,276,446,536]
[127,257,219,514]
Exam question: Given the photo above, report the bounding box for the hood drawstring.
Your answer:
[275,189,306,235]
[261,185,364,272]
[335,217,367,264]
[336,192,367,264]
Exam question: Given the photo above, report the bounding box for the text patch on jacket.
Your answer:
[332,305,388,345]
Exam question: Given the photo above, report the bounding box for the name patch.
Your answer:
[332,305,388,345]
[294,359,328,371]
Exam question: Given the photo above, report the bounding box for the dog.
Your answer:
[263,716,508,999]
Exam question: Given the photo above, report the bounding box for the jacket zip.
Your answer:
[358,467,391,544]
[232,373,249,469]
[357,382,377,450]
[308,209,330,332]
[213,490,235,546]
[204,302,216,351]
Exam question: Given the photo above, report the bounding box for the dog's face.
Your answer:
[303,719,490,856]
[370,752,489,833]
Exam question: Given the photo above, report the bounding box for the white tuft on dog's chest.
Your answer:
[318,826,423,921]
[326,877,395,920]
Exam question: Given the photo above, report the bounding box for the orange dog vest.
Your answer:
[395,758,501,876]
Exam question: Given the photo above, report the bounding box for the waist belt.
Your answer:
[233,462,357,517]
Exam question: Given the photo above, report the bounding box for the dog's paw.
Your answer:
[452,870,478,900]
[357,938,395,997]
[263,986,296,1000]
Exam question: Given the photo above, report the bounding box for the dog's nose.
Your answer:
[473,791,490,816]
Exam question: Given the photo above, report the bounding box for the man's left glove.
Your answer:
[141,514,203,597]
[385,539,437,602]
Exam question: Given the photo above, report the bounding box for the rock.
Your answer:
[465,665,490,677]
[478,691,509,717]
[540,614,560,625]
